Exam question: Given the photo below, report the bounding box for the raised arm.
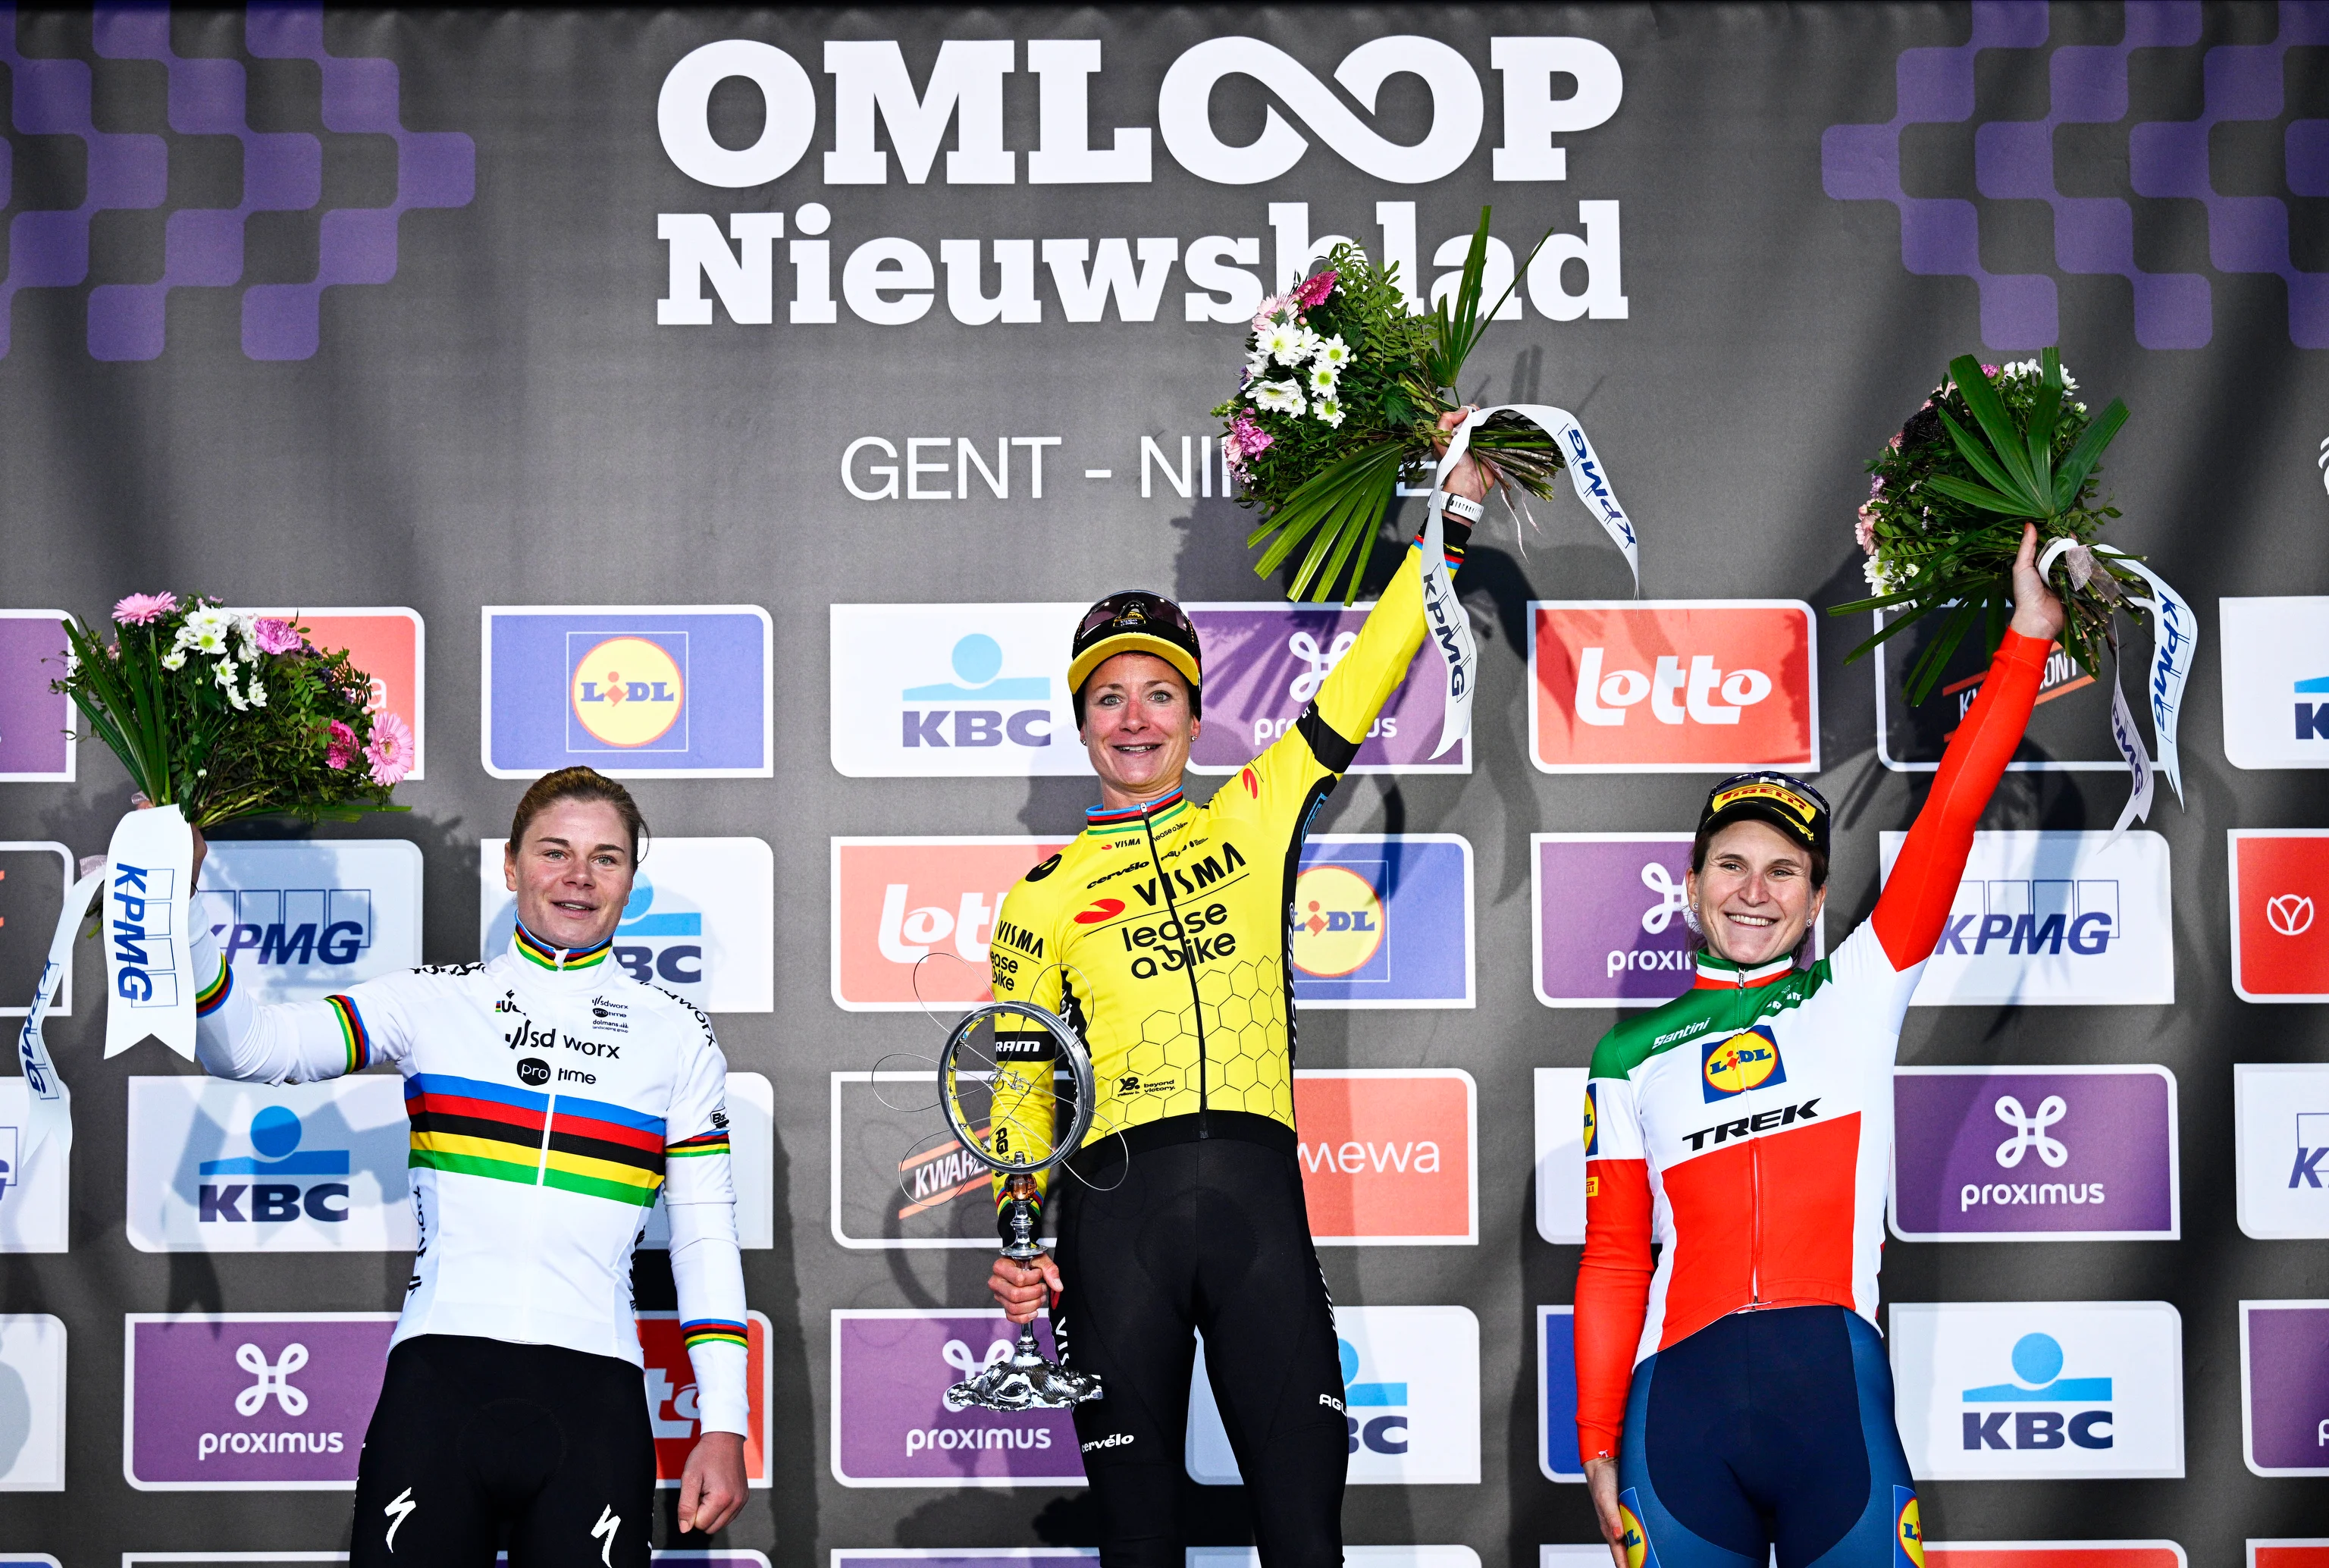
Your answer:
[1870,523,2067,970]
[190,920,404,1083]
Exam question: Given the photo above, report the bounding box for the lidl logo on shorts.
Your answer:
[1892,1487,1923,1568]
[1890,1300,2183,1479]
[482,607,770,777]
[0,1315,64,1490]
[1616,1490,1660,1568]
[0,612,74,781]
[1188,1305,1479,1486]
[570,634,685,748]
[1702,1027,1784,1101]
[1293,836,1473,1008]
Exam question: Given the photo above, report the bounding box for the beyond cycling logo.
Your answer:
[0,3,475,361]
[1823,2,2329,349]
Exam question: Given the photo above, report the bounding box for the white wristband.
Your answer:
[1439,492,1484,523]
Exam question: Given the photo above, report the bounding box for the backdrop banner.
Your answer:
[2,5,2326,1566]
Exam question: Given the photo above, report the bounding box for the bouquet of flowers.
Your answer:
[1835,349,2133,703]
[1215,209,1572,604]
[54,593,412,828]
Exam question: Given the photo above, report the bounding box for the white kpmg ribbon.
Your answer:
[2038,539,2196,836]
[1418,404,1641,757]
[16,805,199,1161]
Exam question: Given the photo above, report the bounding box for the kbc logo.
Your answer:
[1530,602,1816,772]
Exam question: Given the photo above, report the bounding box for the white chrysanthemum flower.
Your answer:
[159,649,187,670]
[2061,368,2080,390]
[1252,379,1306,416]
[64,650,80,677]
[1863,557,1892,591]
[1312,334,1351,370]
[213,657,240,687]
[246,680,268,708]
[1260,321,1303,363]
[1305,362,1339,395]
[1313,394,1346,428]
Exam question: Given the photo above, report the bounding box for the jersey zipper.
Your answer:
[1139,808,1211,1137]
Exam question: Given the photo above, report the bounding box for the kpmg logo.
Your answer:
[1291,836,1472,1008]
[1530,603,1816,773]
[483,608,771,778]
[829,1309,1080,1485]
[1186,604,1465,774]
[1190,1305,1479,1485]
[1823,6,2326,350]
[0,5,475,362]
[1893,1068,2177,1241]
[832,605,1086,778]
[2239,1301,2329,1476]
[124,1312,397,1488]
[1891,1301,2183,1479]
[127,1077,412,1253]
[2230,832,2329,1002]
[194,840,422,1005]
[2223,600,2329,768]
[0,614,73,781]
[2235,1065,2329,1240]
[483,836,774,1013]
[1883,831,2172,1007]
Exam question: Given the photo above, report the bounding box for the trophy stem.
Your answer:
[944,1170,1105,1413]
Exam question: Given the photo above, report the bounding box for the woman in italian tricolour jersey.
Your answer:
[1575,524,2067,1568]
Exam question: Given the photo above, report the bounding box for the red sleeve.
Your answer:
[1871,629,2052,970]
[1573,1157,1653,1462]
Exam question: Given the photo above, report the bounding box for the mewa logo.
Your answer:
[1530,602,1817,773]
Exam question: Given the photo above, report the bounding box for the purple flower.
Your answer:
[112,592,178,626]
[325,720,359,771]
[365,712,415,787]
[250,617,302,655]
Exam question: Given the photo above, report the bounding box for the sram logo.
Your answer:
[1529,601,1817,773]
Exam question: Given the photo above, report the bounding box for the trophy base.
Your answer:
[945,1344,1105,1413]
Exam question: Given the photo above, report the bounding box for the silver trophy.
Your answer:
[935,998,1104,1413]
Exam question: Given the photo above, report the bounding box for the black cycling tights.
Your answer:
[1053,1131,1349,1568]
[350,1334,655,1568]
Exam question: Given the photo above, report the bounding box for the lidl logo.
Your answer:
[2220,597,2329,770]
[1292,864,1383,977]
[1893,1488,1923,1568]
[1616,1491,1659,1568]
[483,607,770,778]
[1530,601,1816,773]
[1582,1083,1599,1157]
[570,635,685,748]
[1702,1026,1784,1100]
[2230,832,2329,1002]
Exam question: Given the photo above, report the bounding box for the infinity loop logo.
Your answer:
[1992,1094,2069,1170]
[1286,630,1357,704]
[1638,861,1687,934]
[941,1337,1013,1379]
[234,1341,311,1416]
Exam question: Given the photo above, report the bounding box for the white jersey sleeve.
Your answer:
[658,998,751,1439]
[190,924,419,1083]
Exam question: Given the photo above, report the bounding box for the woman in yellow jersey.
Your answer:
[983,412,1491,1567]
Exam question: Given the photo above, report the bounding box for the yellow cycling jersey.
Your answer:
[987,535,1459,1211]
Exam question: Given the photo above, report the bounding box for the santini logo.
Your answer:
[1961,1332,2112,1451]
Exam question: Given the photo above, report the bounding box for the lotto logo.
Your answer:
[830,838,1065,1010]
[1529,601,1816,772]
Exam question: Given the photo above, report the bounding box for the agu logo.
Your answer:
[571,635,686,748]
[1702,1027,1784,1100]
[1892,1488,1923,1568]
[1293,864,1384,978]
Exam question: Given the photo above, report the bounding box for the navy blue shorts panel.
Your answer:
[1617,1306,1918,1568]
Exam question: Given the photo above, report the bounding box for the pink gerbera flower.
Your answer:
[364,711,415,786]
[324,720,359,771]
[250,617,302,655]
[1294,269,1337,308]
[112,591,178,626]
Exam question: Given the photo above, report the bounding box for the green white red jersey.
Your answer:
[1575,629,2052,1462]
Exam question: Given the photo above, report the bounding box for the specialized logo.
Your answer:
[1824,8,2322,350]
[1961,1333,2114,1452]
[0,9,475,363]
[1884,830,2173,1007]
[484,607,770,778]
[831,604,1088,779]
[592,1504,619,1566]
[569,635,685,748]
[1190,1304,1479,1485]
[1185,603,1464,773]
[2230,833,2329,1002]
[1890,1300,2183,1479]
[194,839,422,1005]
[1291,864,1384,978]
[384,1485,417,1551]
[1701,1026,1784,1100]
[832,838,1065,1010]
[1892,1068,2174,1241]
[0,613,74,780]
[1530,602,1816,772]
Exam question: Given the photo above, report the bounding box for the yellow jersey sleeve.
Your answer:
[986,859,1068,1224]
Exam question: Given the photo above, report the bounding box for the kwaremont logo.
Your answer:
[655,36,1628,328]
